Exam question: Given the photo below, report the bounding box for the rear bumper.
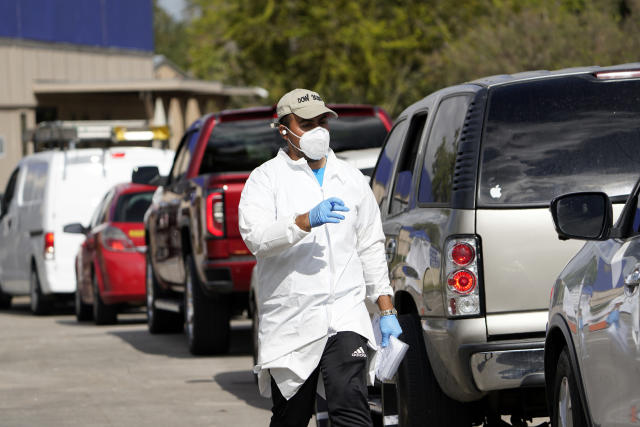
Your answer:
[464,342,545,391]
[201,255,255,294]
[100,250,146,304]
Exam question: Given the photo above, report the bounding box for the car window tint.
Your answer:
[328,116,388,152]
[479,76,640,206]
[199,119,281,174]
[89,193,109,228]
[419,95,473,204]
[113,191,154,223]
[22,162,48,203]
[170,131,198,182]
[371,120,408,209]
[389,113,427,215]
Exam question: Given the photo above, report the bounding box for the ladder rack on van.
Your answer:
[26,121,170,153]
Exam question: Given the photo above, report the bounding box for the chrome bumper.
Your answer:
[470,348,545,391]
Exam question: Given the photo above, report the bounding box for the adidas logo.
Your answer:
[351,346,367,358]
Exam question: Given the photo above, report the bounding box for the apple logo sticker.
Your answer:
[490,184,502,199]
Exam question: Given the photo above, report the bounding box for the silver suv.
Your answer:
[371,63,640,426]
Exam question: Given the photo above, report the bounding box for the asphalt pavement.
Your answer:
[0,297,549,427]
[0,297,276,427]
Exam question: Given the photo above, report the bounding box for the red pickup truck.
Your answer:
[144,105,391,355]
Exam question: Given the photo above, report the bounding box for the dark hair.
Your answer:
[279,114,292,127]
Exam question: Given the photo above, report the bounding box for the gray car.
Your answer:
[371,63,640,426]
[546,183,640,427]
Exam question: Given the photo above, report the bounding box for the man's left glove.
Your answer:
[380,315,402,347]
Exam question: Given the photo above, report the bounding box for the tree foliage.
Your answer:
[156,0,640,117]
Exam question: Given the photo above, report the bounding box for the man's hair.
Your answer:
[279,114,292,127]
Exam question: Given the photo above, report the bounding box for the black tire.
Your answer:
[184,254,230,355]
[0,286,11,309]
[394,313,471,427]
[251,297,259,383]
[146,253,182,334]
[75,284,93,321]
[30,268,52,315]
[92,272,117,325]
[552,347,587,427]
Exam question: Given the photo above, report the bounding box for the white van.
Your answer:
[0,147,174,313]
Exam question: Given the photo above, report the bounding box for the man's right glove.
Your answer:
[309,197,349,228]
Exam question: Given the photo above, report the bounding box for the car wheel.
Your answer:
[75,284,93,322]
[393,313,472,427]
[92,271,117,325]
[146,253,182,334]
[30,268,52,315]
[0,286,11,309]
[184,254,230,355]
[553,347,587,427]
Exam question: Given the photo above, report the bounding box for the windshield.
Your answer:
[199,115,388,174]
[479,75,640,207]
[113,191,153,222]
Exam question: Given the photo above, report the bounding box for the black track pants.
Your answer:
[270,331,373,427]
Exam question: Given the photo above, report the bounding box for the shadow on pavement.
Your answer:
[107,319,253,359]
[211,369,271,411]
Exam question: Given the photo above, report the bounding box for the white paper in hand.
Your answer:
[372,314,409,382]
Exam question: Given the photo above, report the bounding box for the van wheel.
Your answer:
[75,286,92,321]
[92,272,117,325]
[394,313,471,427]
[30,268,52,315]
[0,287,11,309]
[184,254,230,355]
[146,254,182,333]
[552,347,587,427]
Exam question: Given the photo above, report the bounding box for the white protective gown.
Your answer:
[238,148,393,399]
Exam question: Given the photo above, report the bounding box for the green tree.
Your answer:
[154,0,191,71]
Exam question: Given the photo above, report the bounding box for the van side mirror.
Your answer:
[550,192,612,240]
[132,166,160,185]
[63,223,88,234]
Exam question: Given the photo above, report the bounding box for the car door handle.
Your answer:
[624,267,640,295]
[385,238,397,264]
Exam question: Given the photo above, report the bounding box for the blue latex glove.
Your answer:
[309,197,350,228]
[380,315,403,348]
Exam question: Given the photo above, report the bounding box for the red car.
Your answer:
[66,182,156,324]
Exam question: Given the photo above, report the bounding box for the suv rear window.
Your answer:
[113,192,153,222]
[199,115,388,174]
[479,76,640,206]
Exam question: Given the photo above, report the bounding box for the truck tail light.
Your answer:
[206,192,224,237]
[44,232,55,260]
[444,236,481,317]
[101,226,137,252]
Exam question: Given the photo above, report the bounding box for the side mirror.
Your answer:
[550,192,612,240]
[63,223,87,234]
[132,166,160,185]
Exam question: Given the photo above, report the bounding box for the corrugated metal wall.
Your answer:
[0,0,153,52]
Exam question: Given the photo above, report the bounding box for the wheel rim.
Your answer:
[185,262,194,341]
[558,376,574,427]
[146,261,154,325]
[30,271,38,312]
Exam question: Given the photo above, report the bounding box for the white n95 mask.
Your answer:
[285,126,330,160]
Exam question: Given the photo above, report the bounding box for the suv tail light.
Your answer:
[101,226,137,252]
[444,236,481,317]
[44,232,55,260]
[206,192,224,237]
